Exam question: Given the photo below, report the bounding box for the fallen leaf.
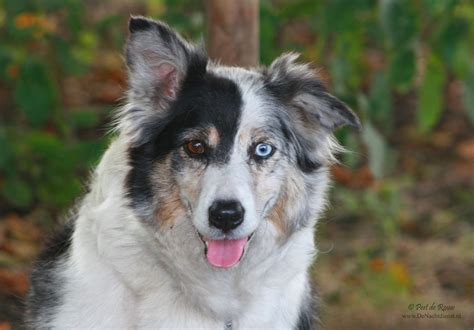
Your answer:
[456,139,474,160]
[389,262,411,287]
[1,241,39,261]
[4,214,43,242]
[331,165,352,186]
[14,13,38,29]
[0,321,11,330]
[0,269,29,296]
[369,258,385,272]
[331,165,374,188]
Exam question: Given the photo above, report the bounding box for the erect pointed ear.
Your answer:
[118,17,207,144]
[125,16,206,102]
[265,53,360,132]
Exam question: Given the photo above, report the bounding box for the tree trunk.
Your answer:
[205,0,259,67]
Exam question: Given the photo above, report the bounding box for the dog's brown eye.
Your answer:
[185,140,206,156]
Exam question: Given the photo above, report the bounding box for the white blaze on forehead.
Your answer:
[239,87,269,137]
[207,64,275,160]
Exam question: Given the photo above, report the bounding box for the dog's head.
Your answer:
[120,17,359,269]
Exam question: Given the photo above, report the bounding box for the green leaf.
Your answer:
[389,47,416,91]
[36,174,81,208]
[0,130,14,171]
[1,176,33,208]
[417,54,446,133]
[0,47,13,82]
[380,0,418,48]
[3,0,35,16]
[14,59,57,126]
[322,0,358,34]
[362,121,389,178]
[330,56,351,96]
[463,68,474,125]
[423,0,457,18]
[451,41,470,80]
[53,36,85,74]
[434,18,469,66]
[369,71,392,128]
[72,139,107,167]
[260,2,280,65]
[72,31,98,65]
[69,109,100,128]
[66,1,84,37]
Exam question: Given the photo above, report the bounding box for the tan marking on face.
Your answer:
[267,190,290,238]
[239,129,252,146]
[156,185,187,228]
[266,169,306,240]
[207,127,220,147]
[153,155,187,228]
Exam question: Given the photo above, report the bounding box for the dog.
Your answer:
[26,17,360,329]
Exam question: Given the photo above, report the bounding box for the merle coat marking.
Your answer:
[26,17,359,329]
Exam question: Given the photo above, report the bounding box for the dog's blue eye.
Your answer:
[254,143,274,159]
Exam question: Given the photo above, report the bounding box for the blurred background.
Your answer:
[0,0,473,329]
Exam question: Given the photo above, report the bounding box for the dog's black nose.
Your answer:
[208,200,244,232]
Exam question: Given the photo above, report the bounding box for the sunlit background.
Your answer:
[0,0,473,328]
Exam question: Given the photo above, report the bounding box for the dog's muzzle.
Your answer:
[200,199,249,268]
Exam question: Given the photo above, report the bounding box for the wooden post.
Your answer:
[205,0,259,67]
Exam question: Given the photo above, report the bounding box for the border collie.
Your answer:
[26,17,360,329]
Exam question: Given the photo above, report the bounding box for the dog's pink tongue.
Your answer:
[206,238,247,268]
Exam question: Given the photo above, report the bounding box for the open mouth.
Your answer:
[199,233,253,268]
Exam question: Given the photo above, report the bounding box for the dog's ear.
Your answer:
[119,17,207,143]
[125,16,206,103]
[265,53,360,132]
[265,53,360,169]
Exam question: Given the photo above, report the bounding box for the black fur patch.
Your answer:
[265,73,326,104]
[126,16,191,70]
[128,16,176,44]
[295,291,319,330]
[126,66,242,218]
[129,16,154,33]
[25,221,74,326]
[263,68,359,130]
[278,117,321,173]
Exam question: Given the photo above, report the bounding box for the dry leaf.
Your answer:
[0,269,29,296]
[0,321,11,330]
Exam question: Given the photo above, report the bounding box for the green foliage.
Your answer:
[388,48,416,91]
[334,179,404,248]
[0,0,116,213]
[362,121,390,179]
[14,58,57,126]
[417,55,446,132]
[260,0,474,178]
[368,71,392,129]
[380,0,418,48]
[463,68,474,124]
[0,127,108,209]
